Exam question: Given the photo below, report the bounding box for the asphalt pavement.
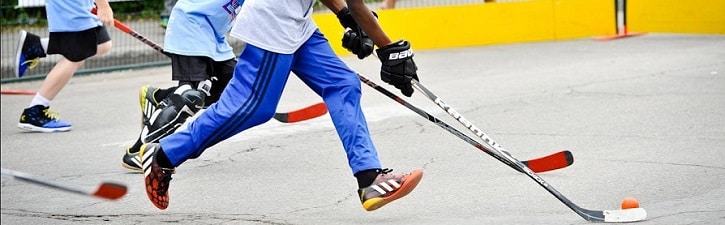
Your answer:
[1,33,724,225]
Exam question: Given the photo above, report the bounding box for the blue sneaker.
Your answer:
[15,30,46,78]
[18,105,72,132]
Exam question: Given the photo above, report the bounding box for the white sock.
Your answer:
[29,94,50,108]
[40,38,49,53]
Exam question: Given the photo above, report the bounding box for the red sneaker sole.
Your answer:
[364,169,423,211]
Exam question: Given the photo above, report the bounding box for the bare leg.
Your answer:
[37,41,111,100]
[36,58,82,100]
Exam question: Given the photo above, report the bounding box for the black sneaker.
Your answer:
[15,30,46,78]
[122,147,142,172]
[140,143,175,210]
[122,85,164,172]
[18,105,72,132]
[139,85,162,127]
[358,168,423,211]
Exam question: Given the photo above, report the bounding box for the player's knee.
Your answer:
[333,77,363,95]
[180,88,206,114]
[256,104,277,120]
[143,88,205,143]
[152,107,180,128]
[96,41,112,56]
[150,87,206,129]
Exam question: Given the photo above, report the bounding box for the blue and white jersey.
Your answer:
[164,0,243,61]
[45,0,102,32]
[229,0,318,54]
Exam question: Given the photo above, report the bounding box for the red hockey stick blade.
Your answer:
[1,89,36,95]
[522,150,574,173]
[1,168,128,201]
[273,102,328,123]
[92,182,128,200]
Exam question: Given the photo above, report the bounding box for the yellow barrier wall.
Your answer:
[552,0,616,39]
[314,0,614,56]
[628,0,725,34]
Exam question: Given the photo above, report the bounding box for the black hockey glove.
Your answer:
[376,40,418,97]
[337,7,376,59]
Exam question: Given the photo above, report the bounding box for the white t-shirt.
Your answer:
[230,0,318,54]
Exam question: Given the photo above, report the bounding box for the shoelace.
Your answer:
[157,168,175,196]
[21,58,40,71]
[380,168,393,174]
[42,108,61,120]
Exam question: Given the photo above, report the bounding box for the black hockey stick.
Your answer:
[357,74,572,173]
[93,8,168,56]
[1,168,127,200]
[95,9,328,123]
[410,80,647,222]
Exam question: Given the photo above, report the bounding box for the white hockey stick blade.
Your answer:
[409,80,646,223]
[603,208,647,223]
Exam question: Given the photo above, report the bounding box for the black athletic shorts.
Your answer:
[47,26,111,62]
[168,53,236,82]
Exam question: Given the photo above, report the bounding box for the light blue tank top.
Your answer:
[45,0,102,32]
[163,0,243,61]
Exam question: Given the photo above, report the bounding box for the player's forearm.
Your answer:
[346,0,392,47]
[94,0,114,26]
[320,0,346,14]
[94,0,112,11]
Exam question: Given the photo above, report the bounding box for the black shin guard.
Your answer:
[140,85,206,143]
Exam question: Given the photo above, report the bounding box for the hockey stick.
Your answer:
[410,80,647,222]
[1,89,36,95]
[92,8,168,56]
[1,168,127,200]
[357,74,572,173]
[94,9,328,123]
[273,102,328,123]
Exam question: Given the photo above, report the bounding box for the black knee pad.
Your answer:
[206,75,230,107]
[140,87,206,143]
[180,88,206,112]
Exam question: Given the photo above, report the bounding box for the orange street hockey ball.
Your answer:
[621,197,640,209]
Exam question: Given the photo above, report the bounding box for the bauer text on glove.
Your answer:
[376,40,419,97]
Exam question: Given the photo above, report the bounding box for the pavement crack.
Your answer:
[598,159,724,170]
[285,193,355,215]
[0,208,127,223]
